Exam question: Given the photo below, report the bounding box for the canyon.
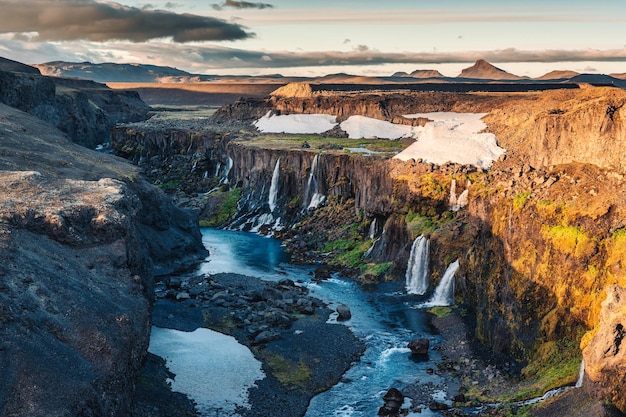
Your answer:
[2,54,626,416]
[112,81,626,415]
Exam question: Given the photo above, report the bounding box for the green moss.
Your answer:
[263,353,312,389]
[362,262,393,277]
[405,210,453,236]
[428,306,453,318]
[513,191,532,211]
[203,188,242,227]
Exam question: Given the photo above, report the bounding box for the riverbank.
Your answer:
[150,271,365,417]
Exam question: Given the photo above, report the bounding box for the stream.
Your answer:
[151,228,458,416]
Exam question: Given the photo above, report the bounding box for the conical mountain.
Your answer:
[458,59,522,80]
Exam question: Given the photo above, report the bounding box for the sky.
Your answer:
[1,0,626,77]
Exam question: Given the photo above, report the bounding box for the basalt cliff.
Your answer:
[112,84,626,415]
[0,61,206,416]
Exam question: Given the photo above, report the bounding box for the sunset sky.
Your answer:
[1,0,626,77]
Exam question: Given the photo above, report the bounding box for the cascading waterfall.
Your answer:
[405,235,430,295]
[575,359,585,388]
[369,218,378,239]
[220,157,233,184]
[449,179,471,212]
[304,154,326,210]
[421,259,459,307]
[268,159,280,213]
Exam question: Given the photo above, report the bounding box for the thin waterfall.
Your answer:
[304,154,325,209]
[405,235,430,295]
[575,360,585,388]
[220,157,233,184]
[448,179,458,210]
[422,259,459,307]
[449,179,470,212]
[268,159,280,212]
[369,218,378,240]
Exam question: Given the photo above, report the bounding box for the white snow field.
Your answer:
[394,112,505,170]
[252,111,504,170]
[339,115,417,139]
[149,326,265,416]
[254,112,337,134]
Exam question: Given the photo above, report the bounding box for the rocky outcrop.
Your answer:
[0,103,206,416]
[458,59,523,80]
[0,61,150,149]
[582,285,626,413]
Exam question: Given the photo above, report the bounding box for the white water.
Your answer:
[421,259,459,307]
[575,359,585,388]
[369,218,378,239]
[149,327,264,416]
[220,157,233,184]
[268,159,280,212]
[405,235,430,295]
[449,179,470,212]
[304,154,326,209]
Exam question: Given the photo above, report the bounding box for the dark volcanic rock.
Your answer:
[0,58,150,149]
[408,338,430,355]
[336,303,352,321]
[0,104,206,416]
[378,388,404,416]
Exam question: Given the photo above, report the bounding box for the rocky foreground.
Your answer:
[0,102,206,415]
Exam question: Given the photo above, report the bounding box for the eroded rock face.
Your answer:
[582,285,626,413]
[0,67,149,149]
[0,104,206,416]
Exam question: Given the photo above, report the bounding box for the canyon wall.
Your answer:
[0,103,206,416]
[0,66,149,149]
[112,85,626,412]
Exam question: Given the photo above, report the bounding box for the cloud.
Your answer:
[212,0,273,11]
[0,0,252,43]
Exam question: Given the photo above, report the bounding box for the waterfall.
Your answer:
[422,259,459,307]
[369,218,378,240]
[304,154,326,209]
[220,157,233,184]
[405,235,430,295]
[575,360,585,388]
[268,159,280,212]
[449,179,457,210]
[449,179,470,212]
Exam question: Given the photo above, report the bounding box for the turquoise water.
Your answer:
[197,228,449,417]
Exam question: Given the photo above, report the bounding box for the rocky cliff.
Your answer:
[0,62,150,149]
[110,85,626,414]
[0,103,206,416]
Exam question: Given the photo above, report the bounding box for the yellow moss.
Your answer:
[542,225,596,258]
[511,241,538,277]
[512,191,532,211]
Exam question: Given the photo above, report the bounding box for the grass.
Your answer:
[262,353,312,389]
[201,187,242,227]
[513,191,532,211]
[428,306,453,318]
[246,134,406,153]
[405,210,454,237]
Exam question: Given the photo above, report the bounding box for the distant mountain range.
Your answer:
[25,58,626,88]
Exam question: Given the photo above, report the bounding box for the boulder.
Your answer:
[407,338,430,355]
[378,388,404,416]
[582,285,626,413]
[336,304,352,321]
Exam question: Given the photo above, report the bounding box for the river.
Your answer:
[152,228,453,416]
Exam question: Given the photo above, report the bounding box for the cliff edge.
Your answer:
[0,103,206,416]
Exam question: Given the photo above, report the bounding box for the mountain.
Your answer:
[409,69,444,78]
[535,70,580,80]
[34,61,198,83]
[457,59,523,80]
[569,73,626,88]
[610,72,626,80]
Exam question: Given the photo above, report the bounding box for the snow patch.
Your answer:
[254,112,337,134]
[340,115,416,139]
[394,112,505,170]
